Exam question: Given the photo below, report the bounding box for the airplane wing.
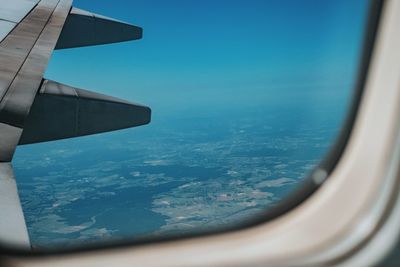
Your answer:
[0,0,151,249]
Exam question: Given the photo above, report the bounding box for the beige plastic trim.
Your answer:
[6,0,400,266]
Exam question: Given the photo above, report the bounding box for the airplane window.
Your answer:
[12,0,372,249]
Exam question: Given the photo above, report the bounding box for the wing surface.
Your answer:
[0,0,72,162]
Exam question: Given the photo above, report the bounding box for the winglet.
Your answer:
[55,7,142,49]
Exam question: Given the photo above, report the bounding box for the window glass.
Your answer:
[13,0,371,248]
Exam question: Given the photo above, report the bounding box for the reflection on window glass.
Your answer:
[13,0,370,248]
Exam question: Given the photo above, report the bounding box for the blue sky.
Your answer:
[44,0,370,117]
